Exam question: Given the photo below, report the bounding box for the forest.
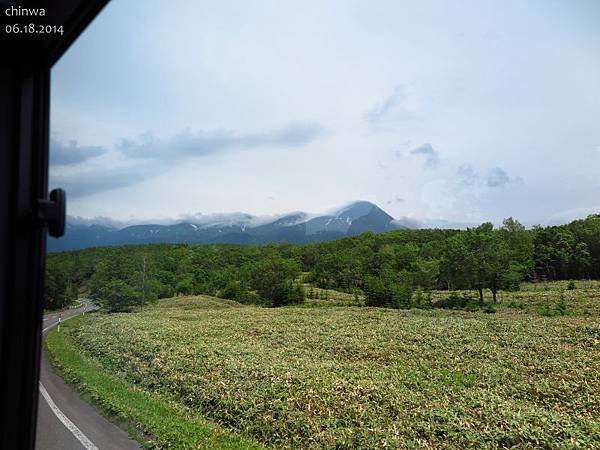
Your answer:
[45,214,600,311]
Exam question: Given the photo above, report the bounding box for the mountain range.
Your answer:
[48,201,409,252]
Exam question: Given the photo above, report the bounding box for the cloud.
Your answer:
[386,197,405,205]
[547,205,600,225]
[419,164,524,224]
[50,163,162,197]
[366,87,421,129]
[50,122,324,198]
[393,216,477,229]
[457,164,478,186]
[118,123,324,160]
[67,215,124,228]
[67,211,273,229]
[410,143,439,168]
[456,164,517,189]
[50,139,106,166]
[486,167,511,187]
[367,87,404,125]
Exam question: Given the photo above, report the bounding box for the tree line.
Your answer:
[45,214,600,311]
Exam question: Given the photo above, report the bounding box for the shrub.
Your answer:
[482,304,496,314]
[539,291,568,316]
[390,282,413,309]
[555,290,567,315]
[220,281,264,306]
[464,302,480,312]
[286,283,305,305]
[434,292,472,309]
[219,280,244,301]
[507,300,524,309]
[364,276,391,307]
[364,274,413,309]
[412,287,432,309]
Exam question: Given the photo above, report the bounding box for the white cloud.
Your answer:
[50,0,600,225]
[410,143,439,168]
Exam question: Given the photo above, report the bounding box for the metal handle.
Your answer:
[37,188,66,237]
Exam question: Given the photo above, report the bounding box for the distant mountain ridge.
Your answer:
[48,201,408,252]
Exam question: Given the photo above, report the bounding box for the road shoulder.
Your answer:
[37,309,140,450]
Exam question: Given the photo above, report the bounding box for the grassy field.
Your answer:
[301,283,365,307]
[46,315,265,450]
[428,280,600,317]
[304,280,600,315]
[49,283,600,449]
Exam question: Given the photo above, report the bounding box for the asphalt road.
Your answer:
[35,304,140,450]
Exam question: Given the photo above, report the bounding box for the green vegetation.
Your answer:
[44,214,600,447]
[45,214,600,312]
[46,316,265,450]
[45,266,79,310]
[52,291,600,449]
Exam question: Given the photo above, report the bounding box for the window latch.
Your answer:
[37,188,66,238]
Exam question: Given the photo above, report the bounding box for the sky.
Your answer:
[49,0,600,227]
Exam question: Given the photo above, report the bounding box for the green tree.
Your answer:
[411,258,440,291]
[63,281,78,306]
[98,280,139,312]
[443,223,525,305]
[45,266,69,310]
[175,273,194,296]
[572,242,592,279]
[364,269,413,309]
[250,257,302,307]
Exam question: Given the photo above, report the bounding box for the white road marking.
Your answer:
[42,309,81,333]
[39,383,99,450]
[41,305,99,450]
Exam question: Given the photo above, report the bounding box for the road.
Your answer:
[36,303,140,450]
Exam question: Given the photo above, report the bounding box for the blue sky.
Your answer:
[50,0,600,226]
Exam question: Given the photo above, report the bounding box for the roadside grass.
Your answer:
[56,294,600,449]
[45,316,265,450]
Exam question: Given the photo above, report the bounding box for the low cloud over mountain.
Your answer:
[49,201,407,252]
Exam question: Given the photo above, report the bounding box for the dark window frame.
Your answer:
[0,1,109,447]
